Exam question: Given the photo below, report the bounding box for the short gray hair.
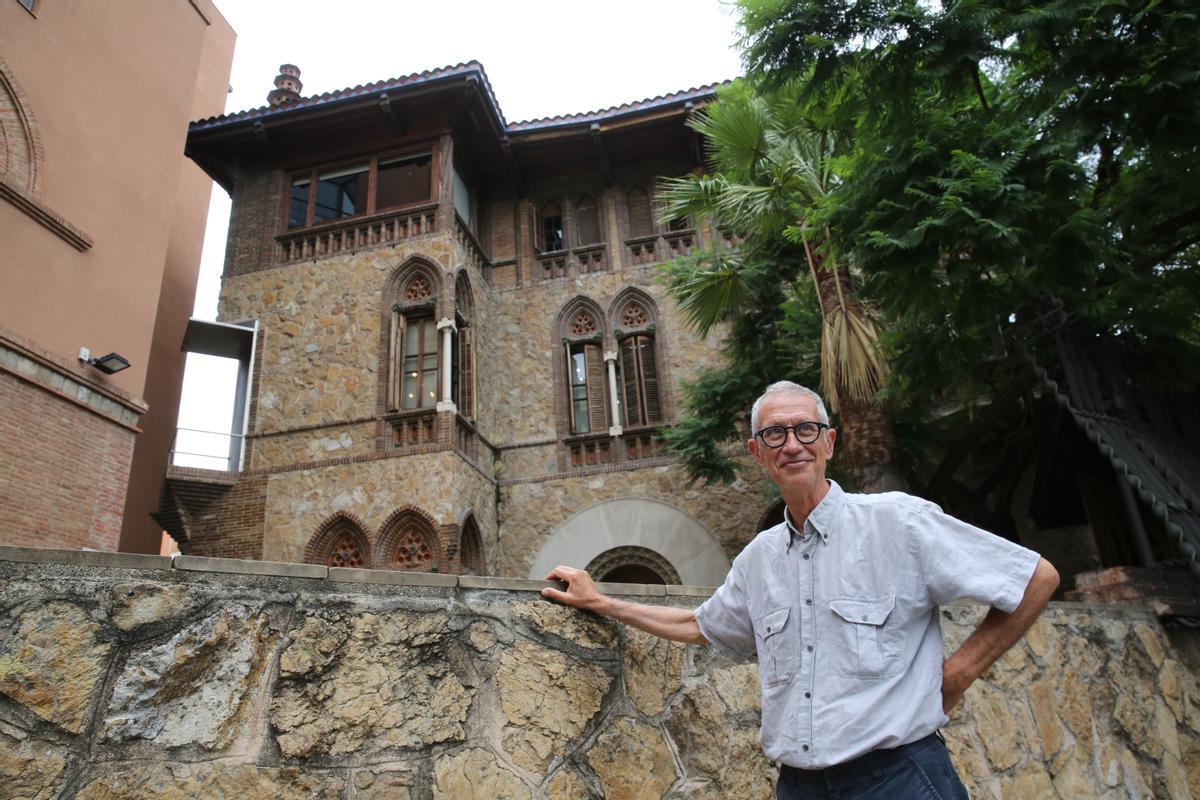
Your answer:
[750,381,830,435]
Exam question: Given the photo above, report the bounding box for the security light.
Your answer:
[78,347,131,374]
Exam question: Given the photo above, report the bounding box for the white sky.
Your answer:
[177,0,744,464]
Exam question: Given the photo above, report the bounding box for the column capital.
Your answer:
[437,317,457,332]
[436,400,458,414]
[604,350,618,362]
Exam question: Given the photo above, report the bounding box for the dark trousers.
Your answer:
[776,733,969,800]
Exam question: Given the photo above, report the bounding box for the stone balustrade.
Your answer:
[275,202,439,264]
[0,546,1197,799]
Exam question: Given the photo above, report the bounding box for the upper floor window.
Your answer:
[288,151,432,229]
[627,187,654,238]
[562,306,609,435]
[387,271,440,412]
[540,202,564,252]
[576,194,601,246]
[614,297,663,427]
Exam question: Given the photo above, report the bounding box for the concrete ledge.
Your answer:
[458,575,562,592]
[173,555,327,579]
[329,567,458,587]
[595,581,667,597]
[0,545,172,570]
[666,584,717,598]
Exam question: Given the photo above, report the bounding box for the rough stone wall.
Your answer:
[2,549,1198,800]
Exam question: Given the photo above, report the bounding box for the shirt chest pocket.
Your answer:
[753,606,798,686]
[829,595,900,679]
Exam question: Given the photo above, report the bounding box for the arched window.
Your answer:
[454,272,476,419]
[305,513,371,569]
[560,301,609,435]
[459,515,486,575]
[376,508,442,572]
[540,201,564,252]
[614,297,662,427]
[626,187,653,238]
[576,194,600,246]
[585,546,681,585]
[387,269,440,411]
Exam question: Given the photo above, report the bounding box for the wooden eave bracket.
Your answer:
[253,120,271,146]
[379,93,404,134]
[590,123,612,184]
[684,101,705,168]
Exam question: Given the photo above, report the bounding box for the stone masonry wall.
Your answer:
[2,547,1198,799]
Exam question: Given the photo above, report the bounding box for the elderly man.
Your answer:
[542,380,1059,799]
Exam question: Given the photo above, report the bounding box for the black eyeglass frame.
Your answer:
[755,421,831,448]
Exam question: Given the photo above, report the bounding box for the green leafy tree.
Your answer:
[658,81,906,491]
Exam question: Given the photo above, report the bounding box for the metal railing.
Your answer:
[168,427,244,472]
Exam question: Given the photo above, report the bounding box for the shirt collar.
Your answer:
[783,479,843,548]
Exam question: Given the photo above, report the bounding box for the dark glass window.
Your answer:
[542,202,564,252]
[287,179,311,228]
[377,153,432,209]
[313,166,368,223]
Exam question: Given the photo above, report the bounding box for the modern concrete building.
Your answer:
[171,62,775,582]
[0,0,236,553]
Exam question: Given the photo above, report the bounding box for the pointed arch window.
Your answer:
[305,515,371,569]
[388,272,439,411]
[377,510,441,572]
[563,307,608,435]
[615,299,662,427]
[459,516,486,575]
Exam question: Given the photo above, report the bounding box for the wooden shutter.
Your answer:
[458,326,475,419]
[585,344,607,433]
[620,337,641,427]
[639,335,662,423]
[528,202,542,253]
[627,188,652,237]
[576,195,600,246]
[388,309,405,411]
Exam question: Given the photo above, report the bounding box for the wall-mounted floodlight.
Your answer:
[78,346,131,375]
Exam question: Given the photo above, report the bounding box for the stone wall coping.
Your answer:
[0,545,173,570]
[173,555,328,579]
[595,581,667,596]
[457,575,562,592]
[329,566,458,587]
[666,585,718,598]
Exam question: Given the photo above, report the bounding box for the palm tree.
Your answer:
[659,83,905,491]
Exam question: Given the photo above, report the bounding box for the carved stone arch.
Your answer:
[305,512,372,568]
[586,545,681,585]
[458,513,486,575]
[381,256,448,414]
[375,505,446,572]
[556,295,606,341]
[0,56,44,198]
[453,270,474,323]
[758,498,787,533]
[609,287,658,333]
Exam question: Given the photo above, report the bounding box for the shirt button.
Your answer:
[802,744,810,752]
[805,691,811,698]
[803,553,810,560]
[807,645,813,652]
[805,599,812,606]
[861,615,868,622]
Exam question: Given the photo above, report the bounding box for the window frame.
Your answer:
[285,146,436,231]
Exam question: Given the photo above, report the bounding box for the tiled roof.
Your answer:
[189,62,730,135]
[190,61,507,132]
[505,82,731,132]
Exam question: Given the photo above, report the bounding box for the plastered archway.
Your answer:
[528,498,731,586]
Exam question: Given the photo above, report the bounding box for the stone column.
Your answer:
[436,318,457,413]
[605,351,622,436]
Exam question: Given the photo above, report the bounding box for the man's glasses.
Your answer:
[755,422,830,448]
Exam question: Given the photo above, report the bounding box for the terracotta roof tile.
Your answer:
[505,81,730,132]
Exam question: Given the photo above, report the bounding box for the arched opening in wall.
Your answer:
[454,271,475,420]
[384,260,443,414]
[586,546,681,585]
[305,513,371,568]
[458,515,486,575]
[376,509,442,572]
[759,498,786,532]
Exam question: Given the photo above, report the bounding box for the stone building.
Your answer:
[172,62,774,581]
[0,0,235,554]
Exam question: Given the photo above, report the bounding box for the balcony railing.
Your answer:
[276,202,439,264]
[387,407,440,450]
[624,229,698,266]
[564,432,613,468]
[534,243,609,282]
[454,214,491,273]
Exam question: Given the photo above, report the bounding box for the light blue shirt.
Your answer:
[694,480,1040,769]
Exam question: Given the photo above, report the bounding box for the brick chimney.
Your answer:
[267,64,303,107]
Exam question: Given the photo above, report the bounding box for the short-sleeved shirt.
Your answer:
[694,480,1040,769]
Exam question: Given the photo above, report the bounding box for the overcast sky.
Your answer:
[177,0,744,462]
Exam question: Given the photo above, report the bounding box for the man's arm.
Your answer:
[941,557,1060,712]
[541,565,708,645]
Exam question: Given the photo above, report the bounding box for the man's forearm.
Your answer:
[594,595,708,645]
[942,557,1060,710]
